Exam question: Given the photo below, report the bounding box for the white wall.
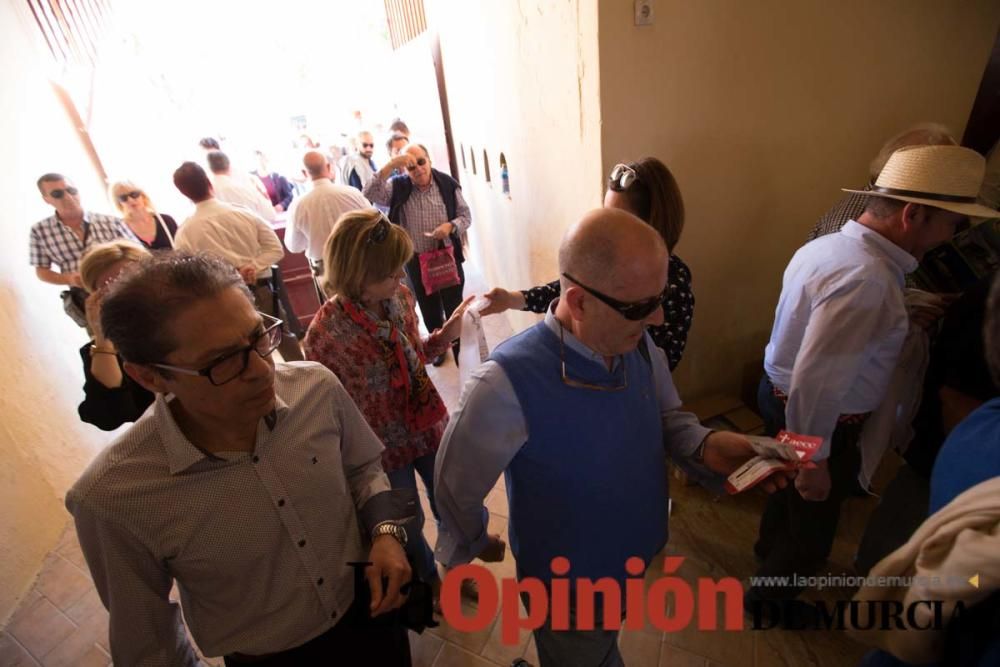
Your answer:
[0,3,119,621]
[430,0,603,333]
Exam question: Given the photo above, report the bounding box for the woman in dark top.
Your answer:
[482,157,694,369]
[109,180,177,250]
[77,240,154,430]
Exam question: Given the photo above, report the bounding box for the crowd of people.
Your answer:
[25,119,1000,666]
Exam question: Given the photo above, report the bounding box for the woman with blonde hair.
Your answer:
[305,210,472,590]
[108,180,177,250]
[77,240,154,429]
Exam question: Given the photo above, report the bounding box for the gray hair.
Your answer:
[100,252,250,365]
[869,123,955,179]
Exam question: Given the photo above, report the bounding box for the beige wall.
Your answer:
[0,3,116,622]
[430,0,603,332]
[598,0,1000,400]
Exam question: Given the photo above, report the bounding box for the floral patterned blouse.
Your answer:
[304,285,452,472]
[521,253,694,370]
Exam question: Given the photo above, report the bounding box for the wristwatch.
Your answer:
[372,521,408,548]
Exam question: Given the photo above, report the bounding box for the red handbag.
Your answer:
[418,242,461,294]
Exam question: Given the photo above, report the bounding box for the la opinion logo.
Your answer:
[434,556,962,642]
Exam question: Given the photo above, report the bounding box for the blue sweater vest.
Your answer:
[489,321,668,585]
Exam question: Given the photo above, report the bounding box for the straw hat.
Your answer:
[843,144,1000,218]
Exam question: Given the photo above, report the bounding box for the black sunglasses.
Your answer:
[368,215,390,244]
[151,313,283,385]
[405,158,428,171]
[49,186,79,199]
[562,272,666,321]
[361,142,375,148]
[608,163,638,192]
[117,191,142,203]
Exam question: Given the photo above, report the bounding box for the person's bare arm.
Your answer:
[36,266,81,287]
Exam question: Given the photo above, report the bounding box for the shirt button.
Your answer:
[317,578,324,586]
[252,456,259,463]
[278,499,285,507]
[298,539,306,547]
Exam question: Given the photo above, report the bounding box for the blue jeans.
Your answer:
[385,453,439,583]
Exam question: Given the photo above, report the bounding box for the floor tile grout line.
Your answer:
[3,630,40,666]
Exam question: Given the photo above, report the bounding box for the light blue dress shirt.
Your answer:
[433,304,714,567]
[764,220,918,459]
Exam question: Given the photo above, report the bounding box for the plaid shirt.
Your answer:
[29,211,135,273]
[364,177,471,255]
[807,189,871,241]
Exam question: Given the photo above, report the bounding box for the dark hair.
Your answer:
[987,271,1000,388]
[199,137,221,150]
[863,195,907,219]
[619,158,685,251]
[206,150,231,174]
[173,161,212,202]
[389,119,410,136]
[100,252,250,365]
[36,172,65,193]
[386,133,408,152]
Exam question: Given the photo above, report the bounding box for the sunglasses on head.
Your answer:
[48,186,79,199]
[117,191,143,203]
[367,215,391,244]
[562,272,666,321]
[405,158,428,171]
[361,142,375,148]
[608,163,638,192]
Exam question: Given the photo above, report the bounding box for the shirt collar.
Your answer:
[194,198,220,211]
[158,391,291,475]
[841,220,918,276]
[542,300,620,368]
[312,178,332,186]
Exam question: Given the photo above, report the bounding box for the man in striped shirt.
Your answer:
[29,173,135,325]
[29,173,134,287]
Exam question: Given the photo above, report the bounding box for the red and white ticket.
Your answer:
[725,430,822,494]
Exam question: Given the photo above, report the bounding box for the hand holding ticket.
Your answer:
[725,430,822,494]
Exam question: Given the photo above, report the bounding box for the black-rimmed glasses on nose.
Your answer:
[608,163,637,192]
[562,272,666,321]
[405,158,428,171]
[368,215,391,244]
[49,186,79,199]
[150,313,283,385]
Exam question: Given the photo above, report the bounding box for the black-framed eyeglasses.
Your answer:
[562,272,666,321]
[150,313,283,385]
[608,163,637,192]
[368,215,391,244]
[49,186,79,199]
[405,158,428,171]
[559,321,627,392]
[117,190,142,203]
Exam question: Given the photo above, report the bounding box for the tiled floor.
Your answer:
[1,267,883,666]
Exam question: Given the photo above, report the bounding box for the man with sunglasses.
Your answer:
[365,143,472,366]
[341,130,379,191]
[67,252,416,666]
[29,173,136,324]
[434,209,775,666]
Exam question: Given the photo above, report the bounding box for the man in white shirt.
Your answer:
[749,145,999,625]
[286,151,373,270]
[207,150,277,222]
[172,161,304,361]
